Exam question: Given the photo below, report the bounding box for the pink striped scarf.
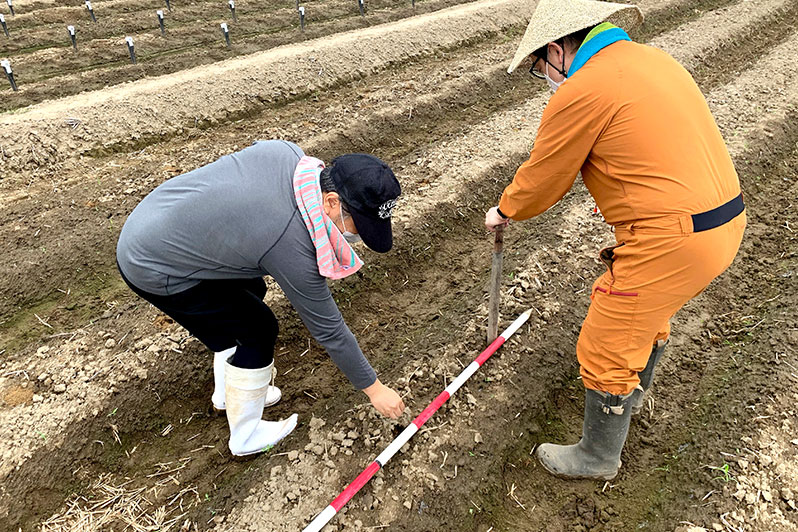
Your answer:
[293,156,364,280]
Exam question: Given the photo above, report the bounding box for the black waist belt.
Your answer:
[692,193,744,232]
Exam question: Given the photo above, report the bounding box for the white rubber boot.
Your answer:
[212,348,282,412]
[225,359,297,457]
[212,347,236,412]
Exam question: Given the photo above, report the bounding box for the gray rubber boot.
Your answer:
[536,388,633,480]
[630,339,668,415]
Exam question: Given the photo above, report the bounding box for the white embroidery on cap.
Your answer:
[378,198,397,219]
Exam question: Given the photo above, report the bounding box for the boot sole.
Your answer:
[231,453,261,462]
[536,450,620,481]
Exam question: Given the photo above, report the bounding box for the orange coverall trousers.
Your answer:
[577,212,746,395]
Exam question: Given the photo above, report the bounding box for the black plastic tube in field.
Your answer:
[157,10,165,35]
[6,0,13,17]
[228,0,236,21]
[298,6,304,31]
[2,59,16,91]
[0,14,8,36]
[68,25,77,50]
[85,0,96,22]
[358,0,364,16]
[125,36,136,64]
[220,22,230,48]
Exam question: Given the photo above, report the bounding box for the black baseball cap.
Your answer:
[329,153,401,253]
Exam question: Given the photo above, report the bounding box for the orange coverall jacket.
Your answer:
[499,40,745,395]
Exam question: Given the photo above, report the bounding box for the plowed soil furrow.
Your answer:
[0,0,743,180]
[1,0,796,530]
[0,0,478,111]
[3,7,796,532]
[0,0,776,396]
[1,0,780,346]
[0,0,786,453]
[0,0,531,177]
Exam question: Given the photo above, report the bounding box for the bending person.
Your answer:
[117,140,405,457]
[485,0,745,479]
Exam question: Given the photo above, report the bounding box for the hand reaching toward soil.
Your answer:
[363,379,405,419]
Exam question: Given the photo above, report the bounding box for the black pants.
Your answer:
[119,268,277,369]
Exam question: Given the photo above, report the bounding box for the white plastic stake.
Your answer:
[157,10,165,35]
[125,36,136,63]
[0,13,8,37]
[298,6,304,31]
[220,22,230,48]
[6,0,13,17]
[357,0,364,16]
[2,59,16,91]
[228,0,236,21]
[68,25,77,50]
[85,0,96,22]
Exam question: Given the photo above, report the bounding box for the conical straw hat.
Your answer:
[507,0,643,73]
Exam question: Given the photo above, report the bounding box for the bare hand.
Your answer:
[363,379,405,419]
[485,206,510,232]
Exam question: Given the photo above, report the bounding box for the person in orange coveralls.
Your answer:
[485,0,745,480]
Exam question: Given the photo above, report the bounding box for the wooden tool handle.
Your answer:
[487,226,504,344]
[493,224,504,252]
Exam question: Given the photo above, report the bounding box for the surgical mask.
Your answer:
[343,232,361,244]
[339,204,361,243]
[545,61,564,93]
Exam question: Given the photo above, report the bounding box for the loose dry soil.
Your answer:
[1,0,796,531]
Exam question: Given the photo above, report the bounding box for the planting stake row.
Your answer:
[1,0,414,90]
[302,309,534,532]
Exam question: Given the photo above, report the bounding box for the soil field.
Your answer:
[1,0,797,531]
[0,0,478,111]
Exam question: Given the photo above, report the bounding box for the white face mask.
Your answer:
[339,203,361,243]
[545,61,564,93]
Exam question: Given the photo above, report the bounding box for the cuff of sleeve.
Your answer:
[498,193,517,220]
[354,370,378,391]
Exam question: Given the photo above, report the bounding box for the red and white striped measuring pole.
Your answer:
[303,308,532,532]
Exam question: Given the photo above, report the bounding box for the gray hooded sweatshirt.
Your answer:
[116,140,376,389]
